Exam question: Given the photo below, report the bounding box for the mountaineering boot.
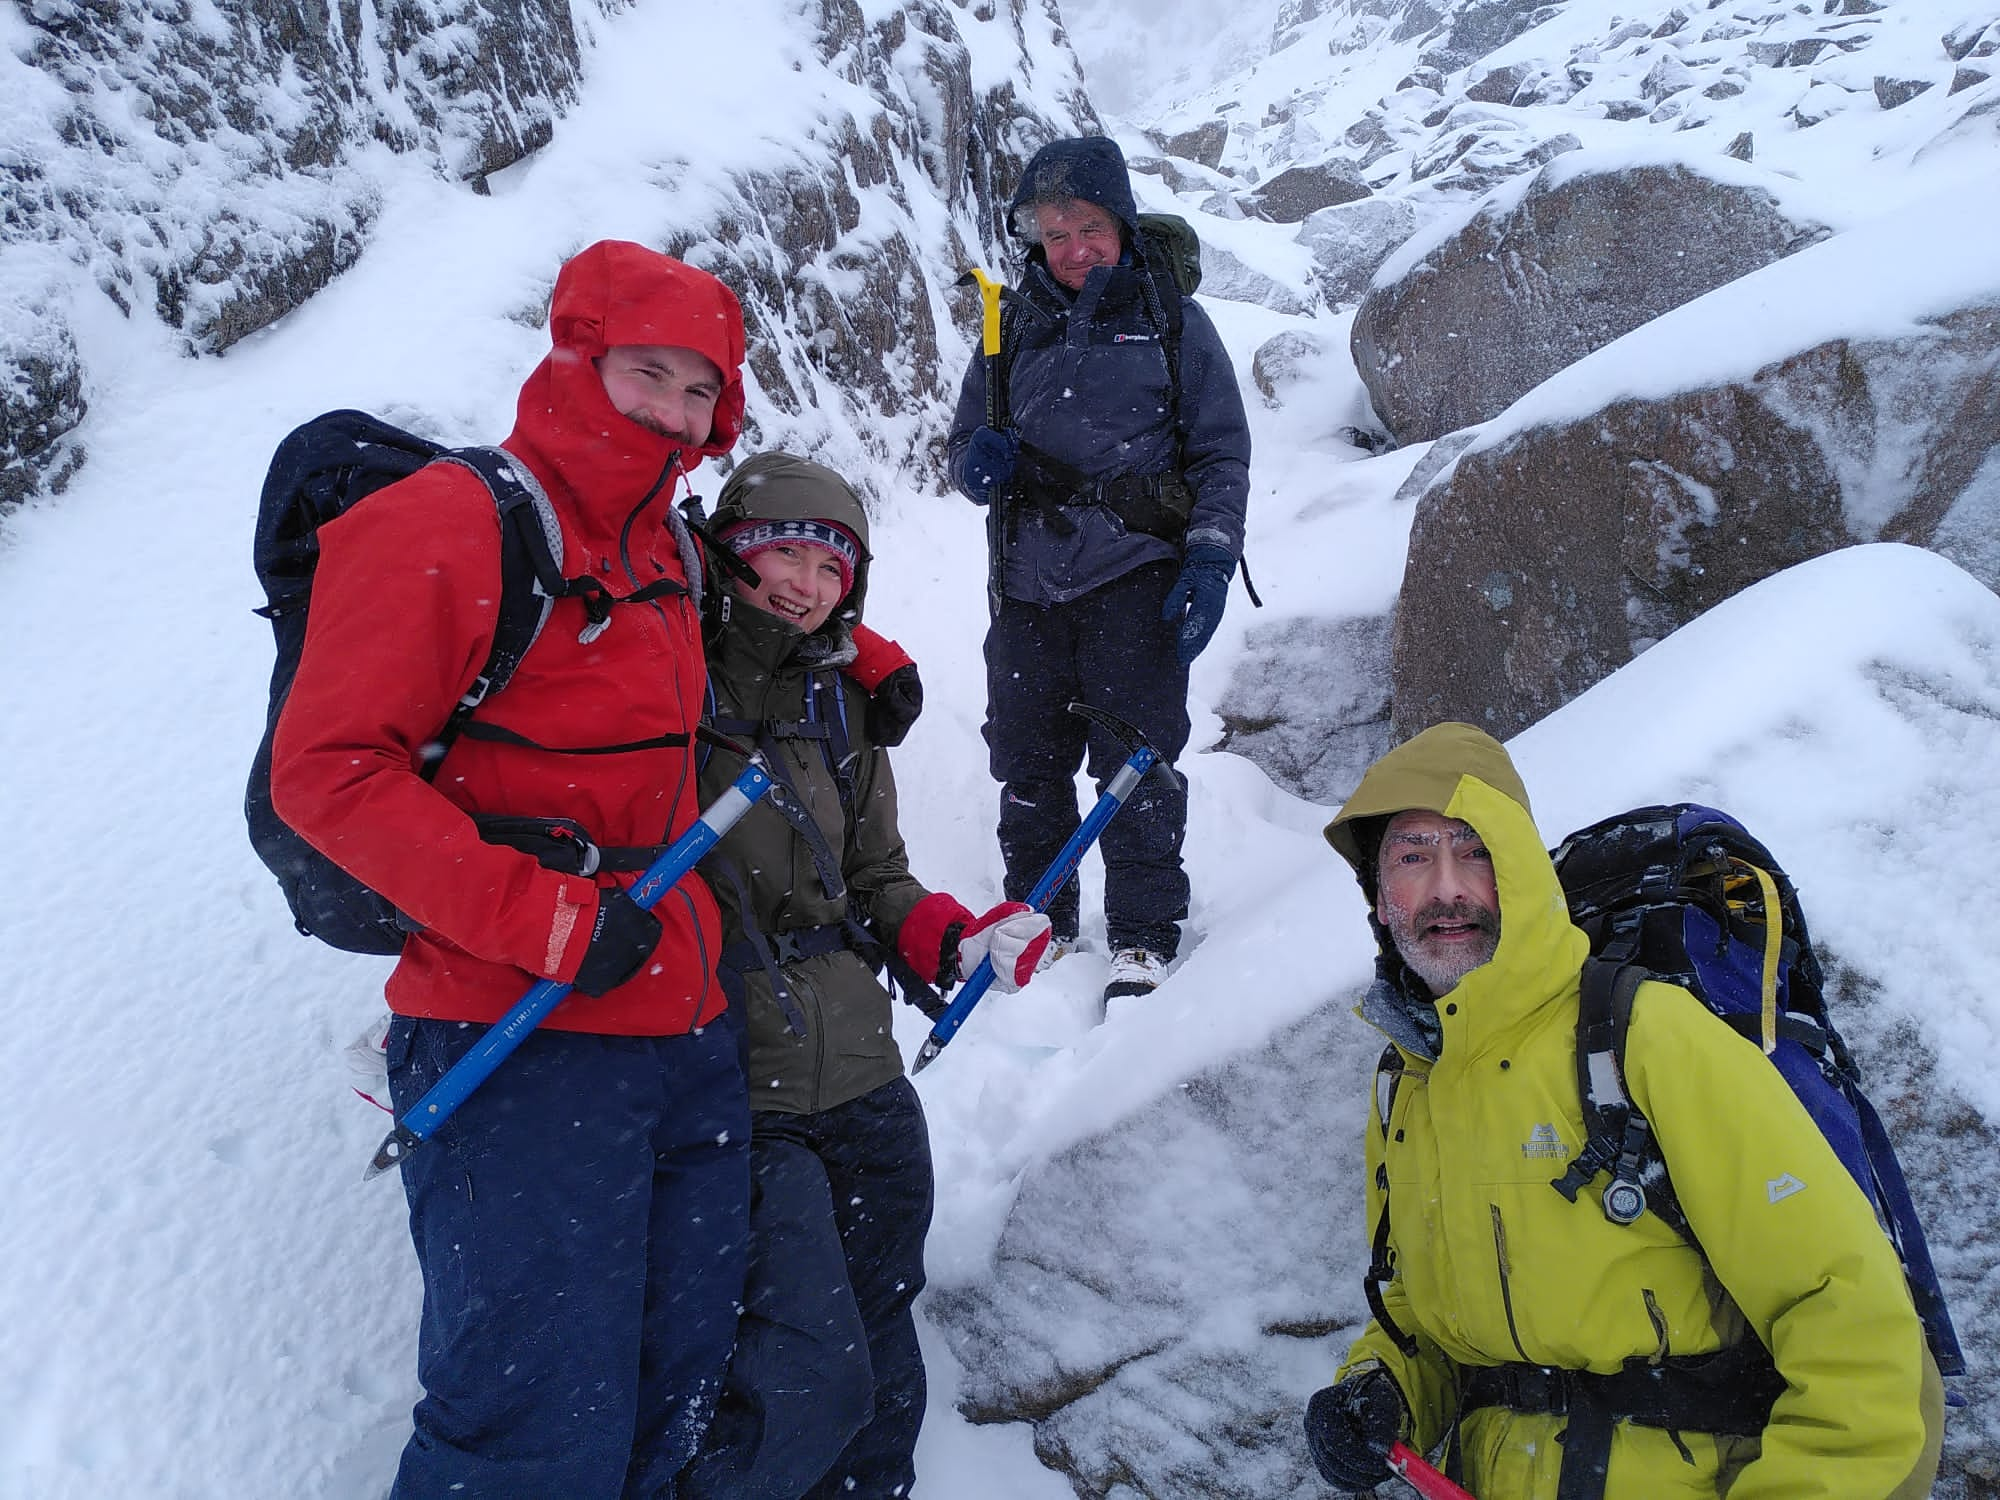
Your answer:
[1103,947,1168,1004]
[1036,931,1079,974]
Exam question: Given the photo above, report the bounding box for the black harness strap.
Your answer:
[456,723,693,756]
[1460,1343,1785,1500]
[707,855,809,1038]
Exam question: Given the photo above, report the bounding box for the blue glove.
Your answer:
[962,426,1019,506]
[1161,544,1234,666]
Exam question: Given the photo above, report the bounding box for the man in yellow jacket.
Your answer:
[1304,722,1943,1499]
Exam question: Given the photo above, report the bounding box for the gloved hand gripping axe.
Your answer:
[364,758,778,1179]
[911,703,1179,1074]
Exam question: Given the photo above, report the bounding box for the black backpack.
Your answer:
[244,410,565,954]
[1549,803,1966,1379]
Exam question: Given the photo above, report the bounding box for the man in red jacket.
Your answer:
[273,239,751,1500]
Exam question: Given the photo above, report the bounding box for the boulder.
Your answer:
[1296,196,1421,308]
[1195,243,1315,316]
[0,297,87,516]
[1874,75,1935,110]
[928,1001,1368,1500]
[1353,158,1831,445]
[1406,115,1579,196]
[1164,120,1229,169]
[1389,301,2000,740]
[1416,0,1563,73]
[1246,159,1370,222]
[1215,612,1394,805]
[1465,60,1536,104]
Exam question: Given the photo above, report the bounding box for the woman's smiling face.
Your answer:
[732,540,848,634]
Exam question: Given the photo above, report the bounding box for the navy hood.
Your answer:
[1008,136,1140,238]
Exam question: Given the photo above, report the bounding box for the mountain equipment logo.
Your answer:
[1521,1122,1569,1161]
[1767,1173,1807,1204]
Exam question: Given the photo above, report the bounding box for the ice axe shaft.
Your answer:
[957,266,1010,615]
[910,703,1168,1073]
[1388,1442,1477,1500]
[364,761,776,1179]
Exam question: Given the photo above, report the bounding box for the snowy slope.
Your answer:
[3,0,1999,1498]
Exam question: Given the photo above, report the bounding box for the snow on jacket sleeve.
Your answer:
[1172,298,1251,561]
[1625,982,1933,1500]
[269,467,601,982]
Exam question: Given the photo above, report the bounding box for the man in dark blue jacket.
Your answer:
[945,135,1252,1006]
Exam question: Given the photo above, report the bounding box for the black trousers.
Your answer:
[983,561,1192,957]
[684,1078,934,1500]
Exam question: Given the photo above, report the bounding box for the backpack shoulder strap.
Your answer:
[1363,1042,1422,1358]
[410,447,565,779]
[1553,947,1691,1240]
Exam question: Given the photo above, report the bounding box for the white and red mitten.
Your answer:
[956,901,1053,992]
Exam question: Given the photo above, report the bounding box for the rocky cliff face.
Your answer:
[0,0,1093,513]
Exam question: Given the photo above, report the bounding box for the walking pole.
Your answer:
[956,266,1009,616]
[1388,1442,1477,1500]
[364,761,777,1178]
[911,704,1175,1074]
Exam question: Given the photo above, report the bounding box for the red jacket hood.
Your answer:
[506,240,747,532]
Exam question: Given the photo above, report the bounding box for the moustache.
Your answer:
[1413,900,1498,935]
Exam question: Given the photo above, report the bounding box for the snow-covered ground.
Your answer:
[3,0,1999,1496]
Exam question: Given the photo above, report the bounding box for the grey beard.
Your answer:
[1386,900,1499,996]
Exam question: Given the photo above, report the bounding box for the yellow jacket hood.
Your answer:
[1327,722,1587,1051]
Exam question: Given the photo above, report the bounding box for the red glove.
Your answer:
[843,624,915,692]
[957,902,1052,992]
[898,891,976,988]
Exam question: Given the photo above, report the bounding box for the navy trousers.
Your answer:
[385,1014,749,1500]
[984,560,1192,957]
[683,1078,934,1500]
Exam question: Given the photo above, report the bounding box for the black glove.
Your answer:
[572,887,663,996]
[1304,1368,1407,1492]
[866,662,924,747]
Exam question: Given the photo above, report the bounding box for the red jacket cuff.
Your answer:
[897,890,975,986]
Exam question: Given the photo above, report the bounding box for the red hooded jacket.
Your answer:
[271,241,747,1034]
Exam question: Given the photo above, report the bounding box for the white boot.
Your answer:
[1103,947,1169,1004]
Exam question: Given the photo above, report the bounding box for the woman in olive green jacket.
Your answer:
[682,452,1049,1500]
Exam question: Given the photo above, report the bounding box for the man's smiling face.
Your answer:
[1375,809,1501,996]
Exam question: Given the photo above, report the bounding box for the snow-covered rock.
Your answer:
[0,0,1095,511]
[1352,150,1833,445]
[1390,183,2000,739]
[931,545,2000,1500]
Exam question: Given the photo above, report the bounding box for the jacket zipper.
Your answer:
[1489,1204,1535,1363]
[614,453,710,1014]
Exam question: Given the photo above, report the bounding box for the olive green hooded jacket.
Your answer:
[699,454,932,1116]
[1322,723,1940,1500]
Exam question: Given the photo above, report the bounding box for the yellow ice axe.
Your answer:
[958,266,1006,367]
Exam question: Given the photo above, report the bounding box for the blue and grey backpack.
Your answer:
[1549,803,1966,1382]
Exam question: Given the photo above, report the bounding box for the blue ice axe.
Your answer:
[911,703,1173,1074]
[365,760,777,1178]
